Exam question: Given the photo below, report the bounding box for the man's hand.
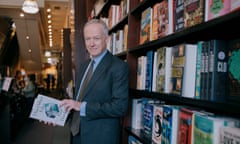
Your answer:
[59,99,81,112]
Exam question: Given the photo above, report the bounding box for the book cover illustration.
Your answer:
[29,94,69,126]
[152,3,161,41]
[228,38,240,100]
[220,127,240,144]
[152,104,163,144]
[207,0,230,21]
[156,48,166,93]
[162,105,179,144]
[142,102,154,140]
[140,7,152,44]
[184,0,205,28]
[158,0,171,38]
[178,108,193,144]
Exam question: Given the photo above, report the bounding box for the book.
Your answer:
[170,43,185,95]
[193,114,236,144]
[177,107,193,144]
[142,102,154,140]
[29,94,69,126]
[151,2,161,41]
[208,39,228,101]
[162,105,180,144]
[145,50,154,91]
[152,104,163,144]
[137,56,146,90]
[173,0,185,32]
[182,43,197,98]
[200,41,209,100]
[123,24,128,51]
[128,135,143,144]
[220,127,240,144]
[230,0,240,12]
[205,0,230,21]
[131,98,143,130]
[195,41,203,99]
[154,47,172,93]
[228,38,240,101]
[140,7,152,44]
[1,77,13,92]
[184,0,205,28]
[152,0,173,40]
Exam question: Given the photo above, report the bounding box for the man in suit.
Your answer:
[60,19,129,144]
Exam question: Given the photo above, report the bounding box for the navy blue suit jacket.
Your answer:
[72,51,129,144]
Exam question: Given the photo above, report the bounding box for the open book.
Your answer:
[29,94,69,126]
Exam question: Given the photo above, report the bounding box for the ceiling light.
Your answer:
[47,8,51,13]
[47,14,51,19]
[20,13,25,17]
[22,0,39,14]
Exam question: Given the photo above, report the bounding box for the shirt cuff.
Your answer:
[80,101,87,116]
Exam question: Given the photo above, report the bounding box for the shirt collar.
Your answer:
[91,50,107,68]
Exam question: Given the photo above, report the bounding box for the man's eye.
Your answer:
[94,37,100,40]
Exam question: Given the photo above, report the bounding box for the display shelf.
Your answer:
[128,10,240,56]
[129,89,240,118]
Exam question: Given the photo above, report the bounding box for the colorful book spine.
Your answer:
[145,50,154,91]
[195,41,203,99]
[152,104,163,144]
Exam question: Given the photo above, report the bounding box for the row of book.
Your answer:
[107,25,128,55]
[108,0,130,29]
[131,98,240,144]
[139,0,240,45]
[137,39,240,101]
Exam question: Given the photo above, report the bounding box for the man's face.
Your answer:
[84,23,108,58]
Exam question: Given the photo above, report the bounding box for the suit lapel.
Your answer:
[82,52,112,99]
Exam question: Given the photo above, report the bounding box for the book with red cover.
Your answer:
[177,108,193,144]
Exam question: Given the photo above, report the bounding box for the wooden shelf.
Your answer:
[129,89,240,118]
[128,10,240,56]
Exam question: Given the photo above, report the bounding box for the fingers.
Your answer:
[39,120,56,126]
[60,99,80,112]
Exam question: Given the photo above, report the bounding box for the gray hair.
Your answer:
[84,19,109,36]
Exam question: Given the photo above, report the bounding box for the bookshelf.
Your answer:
[92,0,240,143]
